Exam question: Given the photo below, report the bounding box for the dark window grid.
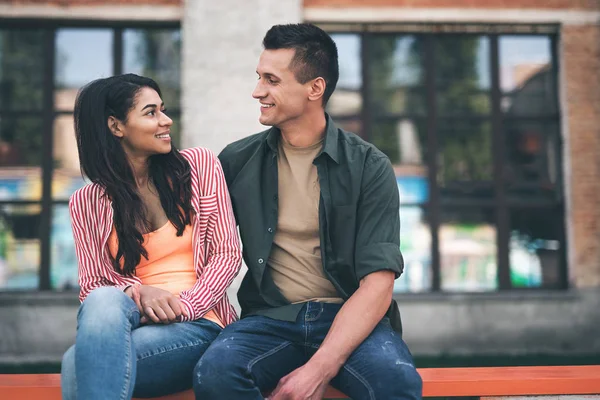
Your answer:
[318,23,559,36]
[0,21,181,292]
[354,30,563,292]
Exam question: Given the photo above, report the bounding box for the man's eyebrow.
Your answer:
[257,71,281,80]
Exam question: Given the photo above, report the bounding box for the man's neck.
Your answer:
[279,110,327,148]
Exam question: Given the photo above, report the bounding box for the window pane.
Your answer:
[51,204,78,290]
[55,29,113,111]
[440,208,497,291]
[0,29,44,111]
[510,207,562,288]
[328,34,362,117]
[0,204,41,289]
[394,206,431,293]
[500,36,556,116]
[124,29,181,108]
[438,120,493,197]
[53,115,86,200]
[371,119,427,193]
[435,36,491,116]
[367,35,425,115]
[504,120,561,198]
[0,116,43,200]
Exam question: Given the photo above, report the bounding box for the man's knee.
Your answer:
[193,338,245,394]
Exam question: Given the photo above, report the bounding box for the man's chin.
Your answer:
[259,116,275,127]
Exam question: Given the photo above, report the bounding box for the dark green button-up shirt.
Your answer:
[219,114,405,332]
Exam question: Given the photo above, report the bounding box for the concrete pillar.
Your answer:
[181,0,302,154]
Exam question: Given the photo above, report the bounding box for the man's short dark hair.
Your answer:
[263,23,339,106]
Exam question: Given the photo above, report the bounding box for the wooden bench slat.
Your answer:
[1,365,600,399]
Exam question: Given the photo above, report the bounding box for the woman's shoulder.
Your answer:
[179,146,219,171]
[69,182,107,208]
[180,146,217,162]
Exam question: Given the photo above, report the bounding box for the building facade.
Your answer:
[0,0,599,366]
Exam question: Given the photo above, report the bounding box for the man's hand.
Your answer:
[267,363,332,400]
[126,285,184,324]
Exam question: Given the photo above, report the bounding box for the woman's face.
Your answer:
[113,87,173,158]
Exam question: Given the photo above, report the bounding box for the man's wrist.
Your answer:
[307,351,345,381]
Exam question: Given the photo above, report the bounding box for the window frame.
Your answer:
[324,23,567,292]
[0,18,181,291]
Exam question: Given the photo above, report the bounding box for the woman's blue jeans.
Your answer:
[60,286,221,400]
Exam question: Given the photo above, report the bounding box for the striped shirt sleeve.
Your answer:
[69,187,133,303]
[178,149,242,321]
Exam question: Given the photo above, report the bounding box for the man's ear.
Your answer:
[307,77,326,103]
[108,116,124,138]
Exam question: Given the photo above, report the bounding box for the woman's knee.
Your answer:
[61,345,77,400]
[78,286,135,326]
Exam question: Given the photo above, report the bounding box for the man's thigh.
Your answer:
[132,318,221,397]
[198,315,306,392]
[330,320,423,400]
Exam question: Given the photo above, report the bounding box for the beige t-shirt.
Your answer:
[268,136,343,305]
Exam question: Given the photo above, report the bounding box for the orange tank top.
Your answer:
[108,221,223,328]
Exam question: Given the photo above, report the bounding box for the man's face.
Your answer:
[252,48,311,128]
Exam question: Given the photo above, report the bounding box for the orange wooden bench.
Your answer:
[1,365,600,399]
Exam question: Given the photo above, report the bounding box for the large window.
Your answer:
[327,24,565,292]
[0,22,181,291]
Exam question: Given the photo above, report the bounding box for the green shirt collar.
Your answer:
[265,113,340,164]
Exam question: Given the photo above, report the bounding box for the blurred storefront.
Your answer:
[0,0,599,367]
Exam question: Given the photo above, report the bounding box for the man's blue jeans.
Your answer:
[60,286,221,400]
[194,302,422,399]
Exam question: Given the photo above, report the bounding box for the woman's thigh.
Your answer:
[132,318,222,398]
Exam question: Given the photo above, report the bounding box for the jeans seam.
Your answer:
[246,341,293,374]
[343,364,376,400]
[136,339,210,362]
[121,322,132,400]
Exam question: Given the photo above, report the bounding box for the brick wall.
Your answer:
[304,0,600,10]
[0,0,181,5]
[562,25,600,287]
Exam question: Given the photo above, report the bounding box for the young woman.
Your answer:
[60,74,241,399]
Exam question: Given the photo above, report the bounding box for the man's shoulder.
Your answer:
[219,129,271,162]
[335,124,389,168]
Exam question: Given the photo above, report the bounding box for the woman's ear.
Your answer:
[108,116,124,138]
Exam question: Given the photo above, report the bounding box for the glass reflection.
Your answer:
[0,117,43,201]
[500,36,555,115]
[328,34,361,116]
[124,29,181,108]
[0,30,44,111]
[55,29,113,110]
[367,35,425,115]
[510,207,562,289]
[394,206,431,293]
[440,208,497,292]
[0,204,41,289]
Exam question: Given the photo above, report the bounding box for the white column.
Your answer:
[181,0,302,154]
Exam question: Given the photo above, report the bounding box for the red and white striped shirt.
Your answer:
[69,147,242,325]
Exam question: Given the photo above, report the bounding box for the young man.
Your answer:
[194,23,422,400]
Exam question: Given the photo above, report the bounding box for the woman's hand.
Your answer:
[126,285,183,324]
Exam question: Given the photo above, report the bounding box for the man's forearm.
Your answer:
[307,271,395,380]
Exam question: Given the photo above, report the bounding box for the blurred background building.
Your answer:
[0,0,599,370]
